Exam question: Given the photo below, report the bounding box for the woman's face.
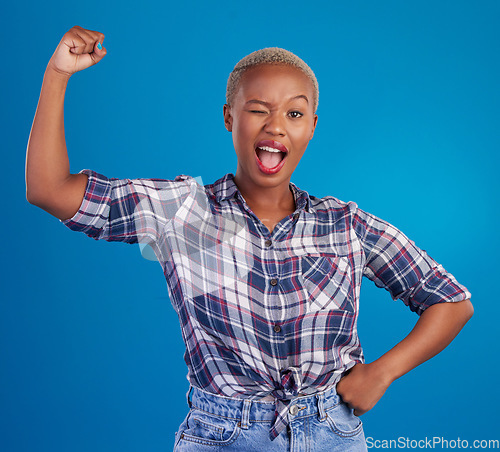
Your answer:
[224,64,318,192]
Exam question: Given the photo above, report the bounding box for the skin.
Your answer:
[25,26,106,220]
[26,26,474,417]
[223,64,318,234]
[222,63,473,415]
[336,299,473,415]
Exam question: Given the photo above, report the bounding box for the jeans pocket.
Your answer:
[178,408,241,447]
[325,402,363,437]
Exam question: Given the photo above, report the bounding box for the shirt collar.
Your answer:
[212,173,240,202]
[212,173,314,213]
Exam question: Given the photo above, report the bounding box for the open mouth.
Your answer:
[254,140,289,174]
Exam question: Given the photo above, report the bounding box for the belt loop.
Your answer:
[240,399,252,430]
[186,385,193,409]
[317,392,327,422]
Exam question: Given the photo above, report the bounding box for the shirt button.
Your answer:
[270,278,278,286]
[293,213,299,221]
[265,239,272,247]
[289,405,299,416]
[273,325,281,333]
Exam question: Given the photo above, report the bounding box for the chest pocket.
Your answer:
[300,254,354,313]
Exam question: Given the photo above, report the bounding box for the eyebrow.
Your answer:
[245,95,309,107]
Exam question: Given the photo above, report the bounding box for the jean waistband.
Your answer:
[187,385,341,425]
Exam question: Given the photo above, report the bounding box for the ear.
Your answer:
[309,114,318,140]
[223,104,233,132]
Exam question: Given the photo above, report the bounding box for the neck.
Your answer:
[233,173,296,212]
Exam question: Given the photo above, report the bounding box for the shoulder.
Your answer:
[201,173,238,202]
[81,169,199,188]
[309,193,358,213]
[297,183,361,222]
[296,184,394,238]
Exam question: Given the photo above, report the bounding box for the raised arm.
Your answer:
[25,26,106,220]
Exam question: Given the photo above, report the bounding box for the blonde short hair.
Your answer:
[226,47,319,112]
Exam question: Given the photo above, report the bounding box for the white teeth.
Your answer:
[258,146,282,153]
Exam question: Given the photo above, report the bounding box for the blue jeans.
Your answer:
[173,386,367,451]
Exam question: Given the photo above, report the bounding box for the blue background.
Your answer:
[2,1,499,450]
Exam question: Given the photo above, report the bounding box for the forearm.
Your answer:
[26,26,106,220]
[26,67,72,204]
[336,298,473,414]
[372,298,474,383]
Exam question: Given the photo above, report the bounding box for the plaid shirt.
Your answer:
[62,170,471,440]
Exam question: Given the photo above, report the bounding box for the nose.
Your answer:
[264,112,286,136]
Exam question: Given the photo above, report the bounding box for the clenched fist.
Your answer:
[47,26,106,78]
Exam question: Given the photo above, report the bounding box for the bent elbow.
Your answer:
[464,299,474,321]
[26,188,44,207]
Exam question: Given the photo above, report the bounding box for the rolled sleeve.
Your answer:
[60,169,194,247]
[353,206,471,315]
[61,169,113,239]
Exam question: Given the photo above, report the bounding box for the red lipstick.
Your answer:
[254,140,289,175]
